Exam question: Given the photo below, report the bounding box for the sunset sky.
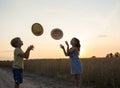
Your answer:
[0,0,120,60]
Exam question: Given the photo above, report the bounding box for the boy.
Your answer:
[10,37,34,88]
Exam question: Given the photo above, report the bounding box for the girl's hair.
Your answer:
[73,37,81,51]
[10,37,20,47]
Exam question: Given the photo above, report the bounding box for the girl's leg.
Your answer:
[74,74,80,87]
[73,74,82,88]
[79,74,82,88]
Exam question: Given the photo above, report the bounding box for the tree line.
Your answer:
[106,52,120,59]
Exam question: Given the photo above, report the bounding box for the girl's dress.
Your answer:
[69,51,82,74]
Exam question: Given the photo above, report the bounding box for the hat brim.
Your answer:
[31,23,44,36]
[51,28,63,40]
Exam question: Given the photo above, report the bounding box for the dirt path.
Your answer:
[0,68,91,88]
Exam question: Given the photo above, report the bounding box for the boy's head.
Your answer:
[10,37,23,48]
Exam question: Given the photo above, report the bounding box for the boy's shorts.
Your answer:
[12,68,23,84]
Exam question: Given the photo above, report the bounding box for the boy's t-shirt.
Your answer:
[13,48,24,69]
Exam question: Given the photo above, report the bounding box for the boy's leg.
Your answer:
[15,84,19,88]
[12,68,23,88]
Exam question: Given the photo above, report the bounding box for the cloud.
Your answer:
[0,50,13,53]
[97,35,108,38]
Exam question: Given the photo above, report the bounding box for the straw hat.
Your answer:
[51,28,63,40]
[31,23,44,36]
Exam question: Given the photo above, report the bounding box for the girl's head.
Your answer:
[70,37,81,51]
[10,37,23,48]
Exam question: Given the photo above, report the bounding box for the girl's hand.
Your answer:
[65,41,69,47]
[60,44,64,49]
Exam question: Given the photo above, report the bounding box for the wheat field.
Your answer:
[0,58,120,87]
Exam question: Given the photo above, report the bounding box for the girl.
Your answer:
[60,37,82,88]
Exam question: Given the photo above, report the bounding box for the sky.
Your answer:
[0,0,120,60]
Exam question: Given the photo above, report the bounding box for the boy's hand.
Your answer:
[60,44,64,49]
[28,45,34,50]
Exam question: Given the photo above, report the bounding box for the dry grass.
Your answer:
[0,58,120,87]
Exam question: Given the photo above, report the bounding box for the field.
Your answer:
[0,57,120,88]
